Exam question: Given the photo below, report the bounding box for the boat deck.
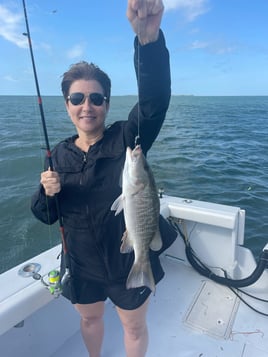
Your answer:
[1,254,268,357]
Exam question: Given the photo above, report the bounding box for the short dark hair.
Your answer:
[61,61,111,103]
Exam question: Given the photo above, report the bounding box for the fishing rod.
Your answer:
[22,0,74,299]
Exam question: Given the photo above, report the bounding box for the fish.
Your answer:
[111,145,162,292]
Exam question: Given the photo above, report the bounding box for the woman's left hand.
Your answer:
[127,0,164,45]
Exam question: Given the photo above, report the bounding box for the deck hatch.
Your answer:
[184,280,240,339]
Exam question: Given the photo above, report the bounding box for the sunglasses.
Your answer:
[67,92,107,106]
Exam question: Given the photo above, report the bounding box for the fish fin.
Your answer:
[126,261,155,293]
[120,230,134,253]
[149,230,163,251]
[111,194,124,215]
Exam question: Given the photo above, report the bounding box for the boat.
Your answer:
[0,194,267,356]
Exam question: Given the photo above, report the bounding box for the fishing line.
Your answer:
[22,0,74,299]
[135,13,141,147]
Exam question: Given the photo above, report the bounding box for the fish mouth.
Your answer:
[126,145,142,166]
[133,145,142,153]
[132,145,142,161]
[127,145,141,153]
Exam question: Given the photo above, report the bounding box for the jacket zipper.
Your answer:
[80,153,87,185]
[83,152,87,164]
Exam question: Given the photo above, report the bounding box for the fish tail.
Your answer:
[126,261,155,293]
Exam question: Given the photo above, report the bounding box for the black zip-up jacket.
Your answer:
[31,30,177,288]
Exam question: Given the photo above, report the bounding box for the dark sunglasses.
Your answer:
[67,92,107,106]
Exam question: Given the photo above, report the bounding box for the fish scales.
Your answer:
[131,186,159,235]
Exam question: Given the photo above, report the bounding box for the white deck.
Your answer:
[1,254,268,357]
[1,196,268,357]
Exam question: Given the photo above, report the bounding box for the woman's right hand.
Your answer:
[40,168,61,196]
[127,0,164,45]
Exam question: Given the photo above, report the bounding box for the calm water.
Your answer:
[0,95,268,273]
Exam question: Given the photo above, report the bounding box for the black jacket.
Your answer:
[31,30,176,286]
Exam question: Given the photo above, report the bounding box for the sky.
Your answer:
[0,0,268,96]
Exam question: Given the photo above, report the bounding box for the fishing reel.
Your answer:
[18,263,63,298]
[41,270,62,297]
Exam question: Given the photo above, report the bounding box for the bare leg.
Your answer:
[75,301,105,357]
[116,297,150,357]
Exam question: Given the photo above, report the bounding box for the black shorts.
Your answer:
[61,278,152,310]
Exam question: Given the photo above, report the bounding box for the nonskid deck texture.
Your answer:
[2,255,268,357]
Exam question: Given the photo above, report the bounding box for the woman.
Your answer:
[31,1,176,356]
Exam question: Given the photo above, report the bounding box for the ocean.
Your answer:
[0,95,268,274]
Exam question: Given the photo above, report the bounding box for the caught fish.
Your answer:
[111,145,162,292]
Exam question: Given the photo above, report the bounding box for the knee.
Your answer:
[81,313,102,327]
[123,321,147,340]
[75,302,104,327]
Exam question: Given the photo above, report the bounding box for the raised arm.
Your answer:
[124,0,171,153]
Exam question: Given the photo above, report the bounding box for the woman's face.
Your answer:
[65,79,109,138]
